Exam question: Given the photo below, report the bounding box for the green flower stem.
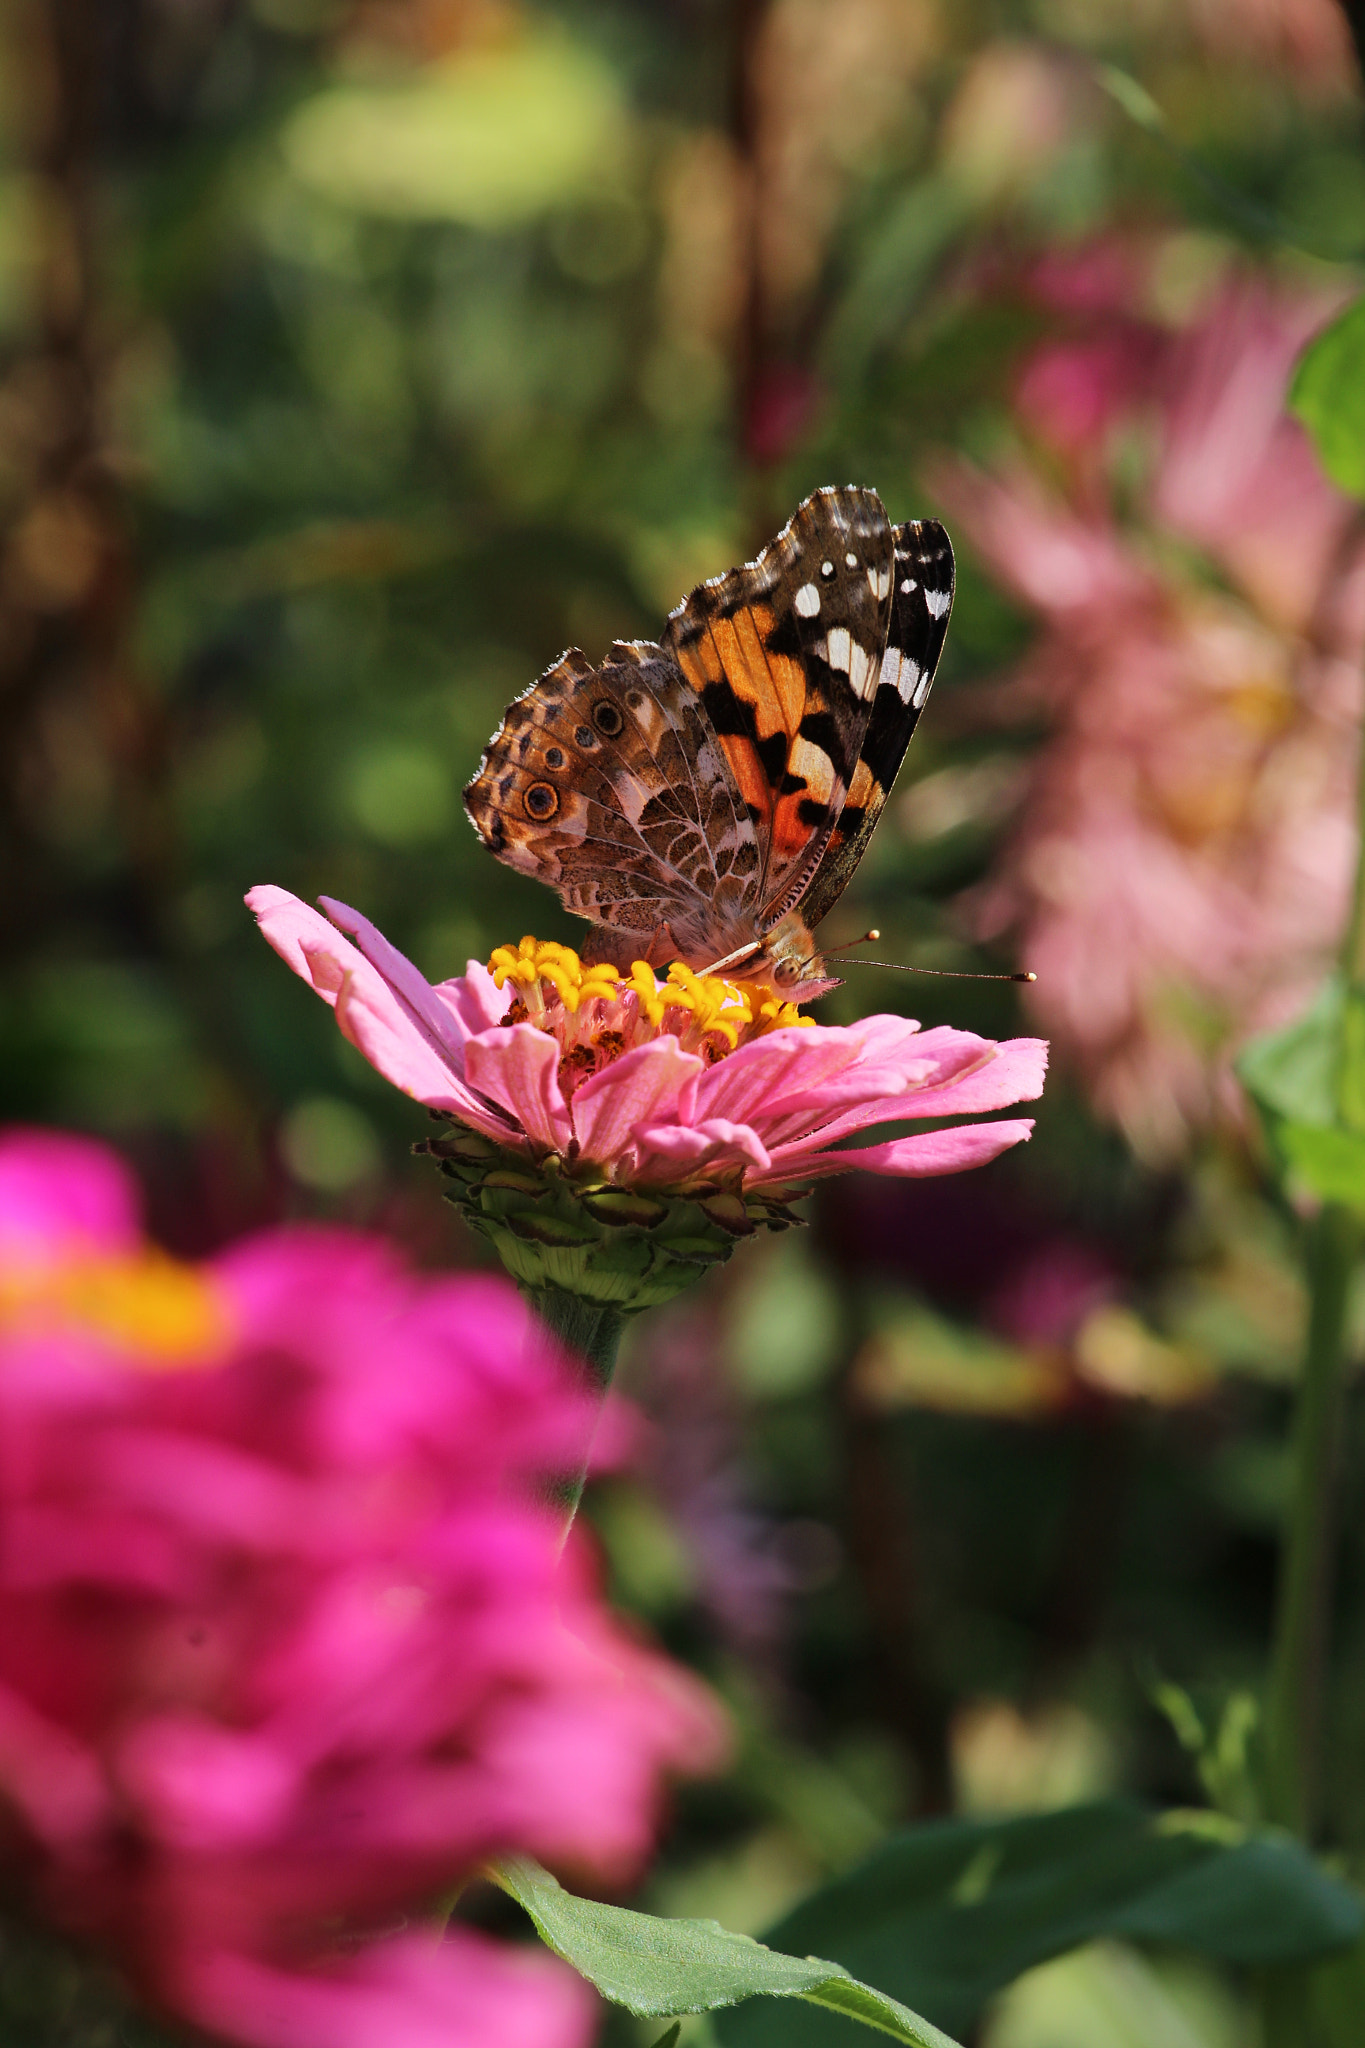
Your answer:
[522,1282,627,1534]
[526,1283,626,1397]
[422,1121,808,1530]
[1265,1200,1357,1837]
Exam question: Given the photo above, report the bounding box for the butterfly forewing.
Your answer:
[663,486,892,919]
[797,517,955,932]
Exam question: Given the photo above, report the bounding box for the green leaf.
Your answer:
[1338,988,1365,1133]
[1312,1927,1365,2048]
[707,1802,1361,2047]
[1290,295,1365,499]
[1237,978,1340,1128]
[1278,1122,1365,1212]
[648,2028,682,2048]
[492,1856,961,2048]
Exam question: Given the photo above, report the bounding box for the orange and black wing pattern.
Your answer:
[663,486,893,922]
[798,516,955,932]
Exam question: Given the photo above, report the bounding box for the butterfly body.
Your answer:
[464,486,954,996]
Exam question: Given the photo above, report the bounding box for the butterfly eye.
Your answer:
[523,782,559,821]
[592,700,625,738]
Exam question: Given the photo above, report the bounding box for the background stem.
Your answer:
[1258,595,1365,2041]
[1265,1202,1356,1836]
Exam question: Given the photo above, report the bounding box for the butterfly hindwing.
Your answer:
[463,643,763,965]
[797,517,955,931]
[663,486,893,920]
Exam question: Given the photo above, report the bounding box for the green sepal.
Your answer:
[415,1129,809,1314]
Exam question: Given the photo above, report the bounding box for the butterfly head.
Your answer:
[721,913,842,1004]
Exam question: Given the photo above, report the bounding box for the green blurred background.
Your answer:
[4,1,1365,2040]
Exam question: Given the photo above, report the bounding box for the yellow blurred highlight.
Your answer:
[1072,1305,1217,1404]
[282,28,629,227]
[0,1251,229,1368]
[951,1698,1115,1817]
[984,1939,1244,2048]
[854,1304,1065,1417]
[854,1300,1216,1416]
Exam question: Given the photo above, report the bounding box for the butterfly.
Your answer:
[463,485,954,997]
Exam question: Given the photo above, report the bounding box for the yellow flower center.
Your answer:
[487,937,811,1095]
[0,1248,229,1369]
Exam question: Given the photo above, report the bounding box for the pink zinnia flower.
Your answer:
[246,889,1046,1191]
[0,1128,724,2048]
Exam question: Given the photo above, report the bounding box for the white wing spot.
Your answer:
[879,648,910,702]
[924,587,951,618]
[825,626,852,673]
[794,581,821,618]
[845,551,858,568]
[900,576,916,595]
[821,559,836,578]
[868,566,890,602]
[848,641,875,700]
[913,664,932,708]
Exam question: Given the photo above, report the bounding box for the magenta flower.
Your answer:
[0,1128,725,2048]
[247,889,1046,1192]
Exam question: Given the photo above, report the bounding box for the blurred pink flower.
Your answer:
[247,889,1047,1189]
[934,265,1365,1157]
[1187,0,1355,90]
[0,1127,725,2048]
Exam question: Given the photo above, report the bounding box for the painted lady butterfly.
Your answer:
[463,485,954,997]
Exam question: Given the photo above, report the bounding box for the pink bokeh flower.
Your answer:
[247,889,1047,1191]
[0,1127,724,2048]
[932,261,1365,1157]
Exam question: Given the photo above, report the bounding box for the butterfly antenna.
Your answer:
[844,956,1036,983]
[823,927,883,958]
[819,929,1034,982]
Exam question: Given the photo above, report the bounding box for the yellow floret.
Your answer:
[487,939,814,1043]
[488,939,621,1014]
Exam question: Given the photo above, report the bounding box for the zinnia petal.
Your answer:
[249,901,1050,1220]
[694,1027,887,1136]
[319,897,502,1053]
[569,1039,704,1172]
[464,1024,572,1155]
[630,1119,772,1184]
[247,888,501,1131]
[788,1117,1037,1181]
[896,1030,1050,1116]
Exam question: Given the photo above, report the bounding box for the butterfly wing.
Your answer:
[797,517,955,932]
[663,485,894,926]
[463,643,763,965]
